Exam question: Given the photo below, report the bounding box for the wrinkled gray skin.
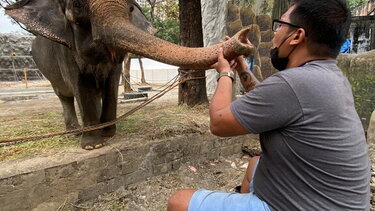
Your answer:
[9,0,154,149]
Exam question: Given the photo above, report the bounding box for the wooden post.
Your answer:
[23,68,28,88]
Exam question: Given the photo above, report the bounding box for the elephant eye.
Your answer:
[129,6,134,12]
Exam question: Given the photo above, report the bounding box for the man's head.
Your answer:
[289,0,351,58]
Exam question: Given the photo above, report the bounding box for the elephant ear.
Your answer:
[5,0,73,49]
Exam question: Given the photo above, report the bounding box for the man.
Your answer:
[168,0,370,210]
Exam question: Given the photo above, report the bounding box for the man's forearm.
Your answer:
[238,70,259,92]
[209,76,233,115]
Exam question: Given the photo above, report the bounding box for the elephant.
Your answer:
[5,0,154,150]
[5,0,255,150]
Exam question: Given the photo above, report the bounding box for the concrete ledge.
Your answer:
[0,132,258,211]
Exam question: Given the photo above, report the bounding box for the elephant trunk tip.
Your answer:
[227,27,256,58]
[238,27,251,44]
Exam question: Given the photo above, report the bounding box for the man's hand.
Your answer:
[210,48,236,74]
[224,36,249,73]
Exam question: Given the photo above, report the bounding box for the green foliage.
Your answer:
[142,1,180,44]
[153,18,180,44]
[347,0,368,13]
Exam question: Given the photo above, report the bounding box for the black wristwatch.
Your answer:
[217,72,234,82]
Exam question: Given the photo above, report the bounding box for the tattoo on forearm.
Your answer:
[240,71,249,82]
[239,71,257,92]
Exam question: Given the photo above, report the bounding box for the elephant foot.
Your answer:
[66,124,82,137]
[81,133,105,150]
[102,125,116,137]
[66,122,80,131]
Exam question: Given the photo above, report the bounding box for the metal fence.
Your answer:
[0,55,45,81]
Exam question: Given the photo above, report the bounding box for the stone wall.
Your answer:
[0,34,34,56]
[0,34,41,81]
[369,110,375,144]
[226,2,276,81]
[202,0,275,95]
[0,132,258,211]
[337,50,375,130]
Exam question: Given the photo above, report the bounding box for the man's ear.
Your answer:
[290,28,306,45]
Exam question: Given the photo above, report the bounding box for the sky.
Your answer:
[0,7,26,34]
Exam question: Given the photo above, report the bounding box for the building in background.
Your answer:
[350,0,375,53]
[353,0,375,16]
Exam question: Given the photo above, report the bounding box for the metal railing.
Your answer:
[0,55,45,83]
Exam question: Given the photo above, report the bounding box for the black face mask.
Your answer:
[270,31,298,71]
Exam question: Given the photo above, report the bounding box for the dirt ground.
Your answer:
[0,81,374,210]
[0,80,255,211]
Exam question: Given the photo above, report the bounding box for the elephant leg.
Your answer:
[56,92,80,131]
[75,76,104,150]
[101,67,121,137]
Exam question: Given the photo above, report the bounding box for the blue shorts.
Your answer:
[188,160,270,211]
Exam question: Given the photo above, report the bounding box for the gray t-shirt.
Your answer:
[231,60,370,210]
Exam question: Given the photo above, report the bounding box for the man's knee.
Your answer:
[167,189,196,211]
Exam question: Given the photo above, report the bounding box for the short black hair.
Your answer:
[290,0,351,58]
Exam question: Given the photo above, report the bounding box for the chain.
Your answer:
[0,76,206,147]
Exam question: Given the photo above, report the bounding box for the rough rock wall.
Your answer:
[226,3,277,81]
[369,110,375,144]
[0,34,34,56]
[202,0,276,95]
[0,34,41,81]
[337,50,375,130]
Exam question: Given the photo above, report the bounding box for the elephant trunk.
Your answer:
[89,0,255,70]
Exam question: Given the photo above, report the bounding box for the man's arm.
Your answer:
[235,57,260,92]
[209,48,249,137]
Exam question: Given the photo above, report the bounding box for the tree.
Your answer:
[143,0,180,44]
[123,53,133,93]
[178,0,208,106]
[138,55,147,84]
[347,0,369,13]
[272,0,369,18]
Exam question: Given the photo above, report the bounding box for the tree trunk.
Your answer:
[272,0,293,20]
[178,0,208,106]
[123,53,133,93]
[138,56,147,84]
[147,0,156,22]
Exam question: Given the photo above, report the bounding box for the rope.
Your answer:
[0,75,205,147]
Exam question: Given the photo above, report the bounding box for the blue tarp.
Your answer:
[246,57,254,71]
[340,39,352,53]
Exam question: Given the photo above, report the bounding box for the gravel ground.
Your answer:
[58,141,375,211]
[61,154,252,211]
